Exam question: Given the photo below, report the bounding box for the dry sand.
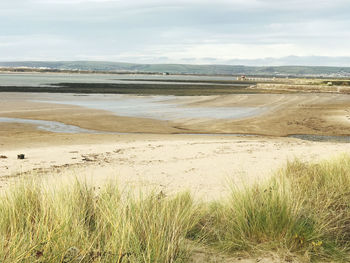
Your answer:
[1,133,350,200]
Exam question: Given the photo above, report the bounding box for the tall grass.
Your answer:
[1,155,350,262]
[195,155,350,262]
[0,180,198,262]
[193,178,320,257]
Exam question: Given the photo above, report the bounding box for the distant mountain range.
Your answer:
[1,59,350,76]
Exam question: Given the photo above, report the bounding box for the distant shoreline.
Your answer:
[0,67,171,76]
[1,62,350,78]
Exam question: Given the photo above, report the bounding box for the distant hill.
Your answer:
[1,61,350,77]
[225,56,350,67]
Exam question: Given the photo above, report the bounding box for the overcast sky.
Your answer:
[1,0,350,64]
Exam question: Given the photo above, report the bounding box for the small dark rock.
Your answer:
[0,155,7,159]
[35,250,44,258]
[17,154,25,159]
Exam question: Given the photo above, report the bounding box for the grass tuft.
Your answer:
[194,155,350,262]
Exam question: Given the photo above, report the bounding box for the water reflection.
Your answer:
[0,117,101,134]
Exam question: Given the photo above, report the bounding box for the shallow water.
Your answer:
[1,73,264,120]
[35,95,264,121]
[0,73,240,87]
[0,117,103,134]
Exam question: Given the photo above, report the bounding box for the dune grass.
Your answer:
[0,181,198,262]
[195,155,350,262]
[1,155,350,262]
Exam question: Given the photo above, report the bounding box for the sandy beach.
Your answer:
[1,134,350,200]
[0,79,350,263]
[1,92,350,200]
[4,1,350,261]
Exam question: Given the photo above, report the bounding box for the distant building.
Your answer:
[238,75,246,81]
[163,72,170,75]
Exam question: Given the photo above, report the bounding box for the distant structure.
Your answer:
[162,72,170,75]
[237,75,246,81]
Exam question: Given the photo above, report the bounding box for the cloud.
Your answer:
[0,0,349,64]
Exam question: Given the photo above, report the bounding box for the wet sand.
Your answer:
[1,92,350,136]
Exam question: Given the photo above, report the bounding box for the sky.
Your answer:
[1,0,350,65]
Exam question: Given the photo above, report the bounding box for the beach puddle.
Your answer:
[35,95,265,120]
[0,117,103,134]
